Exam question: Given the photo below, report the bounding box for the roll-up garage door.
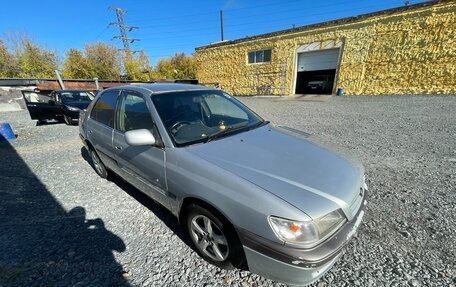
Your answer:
[297,49,340,72]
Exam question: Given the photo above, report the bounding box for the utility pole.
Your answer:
[220,10,224,41]
[108,6,140,54]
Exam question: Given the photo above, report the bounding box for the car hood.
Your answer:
[64,101,91,109]
[186,125,364,219]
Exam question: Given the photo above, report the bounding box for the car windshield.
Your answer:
[310,76,327,81]
[152,90,265,147]
[60,91,94,103]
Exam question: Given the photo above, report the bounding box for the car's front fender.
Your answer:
[165,148,309,244]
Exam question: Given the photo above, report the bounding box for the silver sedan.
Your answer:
[79,83,367,286]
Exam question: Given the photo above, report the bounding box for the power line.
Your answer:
[137,0,365,30]
[128,0,411,25]
[141,42,209,50]
[224,1,402,28]
[126,0,309,23]
[136,1,402,39]
[133,0,427,59]
[92,27,109,41]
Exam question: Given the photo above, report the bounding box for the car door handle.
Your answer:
[88,130,93,134]
[115,146,122,150]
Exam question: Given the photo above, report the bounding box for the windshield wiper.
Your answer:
[205,123,249,143]
[249,120,269,130]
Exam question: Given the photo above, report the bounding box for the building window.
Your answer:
[247,49,271,64]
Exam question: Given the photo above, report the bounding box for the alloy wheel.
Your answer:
[91,151,104,175]
[190,215,229,262]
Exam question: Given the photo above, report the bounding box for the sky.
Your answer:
[0,0,427,65]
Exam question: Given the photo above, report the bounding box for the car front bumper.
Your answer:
[243,246,340,286]
[237,191,367,286]
[64,110,81,122]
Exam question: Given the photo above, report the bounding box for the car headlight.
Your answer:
[269,209,346,248]
[66,106,81,112]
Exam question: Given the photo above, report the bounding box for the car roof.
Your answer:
[105,83,213,94]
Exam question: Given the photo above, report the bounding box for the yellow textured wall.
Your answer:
[195,2,456,95]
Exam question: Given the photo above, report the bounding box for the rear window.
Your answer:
[60,91,94,103]
[90,90,119,127]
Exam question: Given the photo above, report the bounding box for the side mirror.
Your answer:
[125,129,156,146]
[48,99,56,105]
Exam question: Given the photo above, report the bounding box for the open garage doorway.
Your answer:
[294,48,340,95]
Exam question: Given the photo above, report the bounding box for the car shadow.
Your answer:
[80,147,197,253]
[0,136,130,287]
[35,119,63,126]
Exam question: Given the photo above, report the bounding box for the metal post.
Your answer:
[93,77,99,90]
[55,70,65,90]
[220,10,224,41]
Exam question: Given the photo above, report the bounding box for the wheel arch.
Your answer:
[179,197,235,231]
[85,139,95,151]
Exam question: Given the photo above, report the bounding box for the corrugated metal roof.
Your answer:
[107,83,212,93]
[35,81,132,91]
[0,78,151,82]
[0,78,152,87]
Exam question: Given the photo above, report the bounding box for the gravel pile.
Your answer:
[0,95,455,287]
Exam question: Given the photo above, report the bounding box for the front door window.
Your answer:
[23,91,52,103]
[116,91,161,142]
[117,92,154,132]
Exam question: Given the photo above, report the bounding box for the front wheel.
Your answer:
[90,148,108,179]
[186,204,245,269]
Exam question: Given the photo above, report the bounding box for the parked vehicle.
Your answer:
[22,90,94,125]
[79,84,367,286]
[306,75,334,93]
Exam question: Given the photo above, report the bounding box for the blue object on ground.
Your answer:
[0,122,16,140]
[336,88,343,96]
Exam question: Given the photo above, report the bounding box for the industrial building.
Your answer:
[195,1,455,96]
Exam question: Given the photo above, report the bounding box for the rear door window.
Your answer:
[90,90,119,127]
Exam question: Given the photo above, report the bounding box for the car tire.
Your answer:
[186,204,245,269]
[64,115,72,125]
[90,148,108,179]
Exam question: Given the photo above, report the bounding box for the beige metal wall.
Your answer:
[195,2,456,95]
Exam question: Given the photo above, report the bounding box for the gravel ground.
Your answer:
[0,95,455,287]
